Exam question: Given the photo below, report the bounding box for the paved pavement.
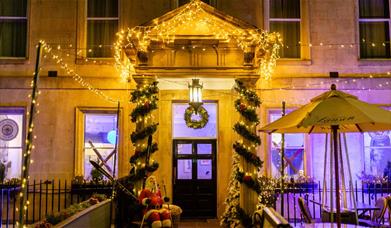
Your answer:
[178,219,221,227]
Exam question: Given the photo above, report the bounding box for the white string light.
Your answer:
[40,41,120,104]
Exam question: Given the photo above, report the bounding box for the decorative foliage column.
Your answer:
[221,79,263,227]
[129,76,159,194]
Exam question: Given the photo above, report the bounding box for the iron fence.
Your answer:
[2,179,391,227]
[0,179,112,227]
[275,181,391,226]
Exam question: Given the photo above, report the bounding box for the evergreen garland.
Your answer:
[129,161,159,181]
[128,81,159,193]
[130,98,158,122]
[236,171,262,194]
[130,81,159,102]
[233,142,263,168]
[129,143,158,163]
[234,99,259,123]
[233,122,261,145]
[130,123,158,143]
[221,79,264,227]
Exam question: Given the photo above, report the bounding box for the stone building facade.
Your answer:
[0,0,390,218]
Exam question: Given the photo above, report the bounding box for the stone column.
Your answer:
[236,75,260,215]
[132,74,157,191]
[132,74,157,146]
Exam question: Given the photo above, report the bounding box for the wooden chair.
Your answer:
[297,196,314,223]
[359,197,388,227]
[387,196,391,225]
[372,197,387,223]
[262,207,292,228]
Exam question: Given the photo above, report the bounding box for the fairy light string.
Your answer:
[114,0,282,81]
[17,41,44,228]
[40,40,119,104]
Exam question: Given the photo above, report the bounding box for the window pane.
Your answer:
[87,20,118,57]
[270,0,300,18]
[360,22,390,58]
[178,143,192,155]
[87,0,118,17]
[359,0,389,18]
[84,113,118,178]
[0,0,27,17]
[270,110,304,177]
[0,20,27,57]
[173,103,217,138]
[197,159,212,179]
[270,21,300,58]
[177,159,192,179]
[0,108,24,180]
[364,131,391,178]
[197,143,212,155]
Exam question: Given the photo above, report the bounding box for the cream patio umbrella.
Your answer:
[259,84,391,226]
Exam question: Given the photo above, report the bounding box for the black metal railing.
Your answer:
[3,179,391,226]
[0,179,113,226]
[274,180,391,226]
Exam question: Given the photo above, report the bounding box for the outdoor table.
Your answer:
[321,202,380,217]
[309,200,380,220]
[299,223,367,228]
[352,202,380,218]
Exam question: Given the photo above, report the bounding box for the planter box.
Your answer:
[70,184,112,196]
[276,183,319,193]
[54,199,111,228]
[362,183,391,194]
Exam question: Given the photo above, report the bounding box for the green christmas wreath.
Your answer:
[184,106,209,129]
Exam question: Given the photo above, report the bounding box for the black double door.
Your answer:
[173,139,217,218]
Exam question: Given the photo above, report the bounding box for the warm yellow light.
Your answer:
[189,79,203,108]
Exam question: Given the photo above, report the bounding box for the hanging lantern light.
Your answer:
[188,79,203,111]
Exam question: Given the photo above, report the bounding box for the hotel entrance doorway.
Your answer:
[172,139,217,218]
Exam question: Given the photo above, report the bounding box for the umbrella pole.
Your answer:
[280,101,286,217]
[332,125,341,226]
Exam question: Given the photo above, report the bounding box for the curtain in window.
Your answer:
[359,0,389,18]
[360,22,390,58]
[0,0,27,57]
[87,20,118,58]
[359,0,390,58]
[270,0,300,58]
[87,0,118,58]
[270,0,300,18]
[271,21,300,58]
[88,0,118,18]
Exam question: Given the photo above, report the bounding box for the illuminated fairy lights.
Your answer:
[40,40,119,104]
[16,42,44,228]
[114,0,282,81]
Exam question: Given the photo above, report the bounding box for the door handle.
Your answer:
[173,167,176,185]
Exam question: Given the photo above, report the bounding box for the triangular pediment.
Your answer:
[139,0,257,38]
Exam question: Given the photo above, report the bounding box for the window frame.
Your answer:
[264,0,311,62]
[358,0,391,59]
[175,0,216,8]
[267,109,307,178]
[362,106,391,176]
[0,0,29,60]
[76,0,120,62]
[0,106,26,179]
[74,107,122,178]
[172,102,218,140]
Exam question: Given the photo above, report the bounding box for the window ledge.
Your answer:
[0,58,28,65]
[358,59,391,66]
[276,59,312,66]
[75,57,115,65]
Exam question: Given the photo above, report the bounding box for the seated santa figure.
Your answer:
[139,175,171,228]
